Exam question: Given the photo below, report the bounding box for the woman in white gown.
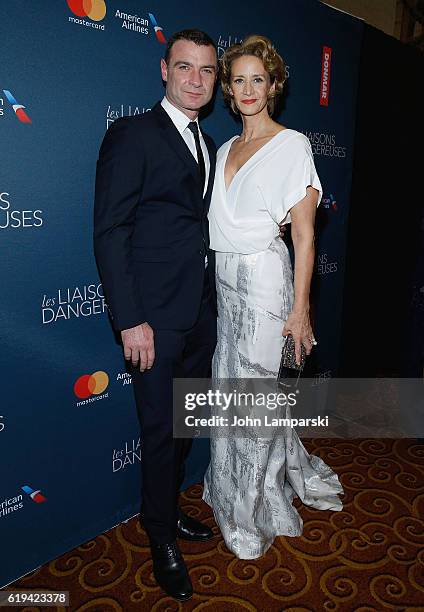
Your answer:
[203,35,343,559]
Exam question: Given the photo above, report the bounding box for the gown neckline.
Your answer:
[223,128,293,193]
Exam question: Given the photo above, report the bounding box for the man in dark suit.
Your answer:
[94,30,218,601]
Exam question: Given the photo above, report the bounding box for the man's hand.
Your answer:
[121,323,155,372]
[278,222,287,239]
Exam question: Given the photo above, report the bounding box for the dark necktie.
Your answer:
[187,121,206,194]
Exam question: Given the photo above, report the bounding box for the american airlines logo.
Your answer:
[320,46,332,106]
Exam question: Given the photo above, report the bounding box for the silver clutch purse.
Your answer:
[277,335,306,388]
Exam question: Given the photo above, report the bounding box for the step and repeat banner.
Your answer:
[0,0,362,586]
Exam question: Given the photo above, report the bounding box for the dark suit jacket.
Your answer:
[93,102,217,331]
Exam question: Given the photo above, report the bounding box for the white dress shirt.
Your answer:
[161,96,210,197]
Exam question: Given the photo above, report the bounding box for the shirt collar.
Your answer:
[161,96,199,136]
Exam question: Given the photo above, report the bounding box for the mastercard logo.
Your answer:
[67,0,106,21]
[74,371,109,399]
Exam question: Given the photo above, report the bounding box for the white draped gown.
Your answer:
[202,129,343,559]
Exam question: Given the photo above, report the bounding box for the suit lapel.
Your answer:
[152,103,204,199]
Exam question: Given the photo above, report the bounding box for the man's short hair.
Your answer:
[164,29,217,64]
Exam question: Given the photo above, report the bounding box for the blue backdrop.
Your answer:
[0,0,362,587]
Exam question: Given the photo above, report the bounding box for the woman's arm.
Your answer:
[282,185,319,364]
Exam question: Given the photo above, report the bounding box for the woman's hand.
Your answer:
[282,310,316,365]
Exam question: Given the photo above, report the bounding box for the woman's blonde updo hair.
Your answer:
[220,34,286,116]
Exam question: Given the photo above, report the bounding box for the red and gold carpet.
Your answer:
[5,439,424,611]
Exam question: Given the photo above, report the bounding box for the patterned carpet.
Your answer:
[6,439,424,612]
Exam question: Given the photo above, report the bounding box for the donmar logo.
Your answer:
[148,13,166,44]
[320,46,332,106]
[2,90,31,124]
[74,371,109,399]
[21,485,47,503]
[67,0,106,21]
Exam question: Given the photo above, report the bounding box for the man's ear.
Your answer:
[160,58,168,82]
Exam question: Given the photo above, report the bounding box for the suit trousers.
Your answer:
[131,273,217,543]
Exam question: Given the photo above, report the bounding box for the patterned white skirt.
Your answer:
[203,238,343,559]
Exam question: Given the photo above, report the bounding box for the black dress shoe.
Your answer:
[151,540,193,601]
[177,509,214,541]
